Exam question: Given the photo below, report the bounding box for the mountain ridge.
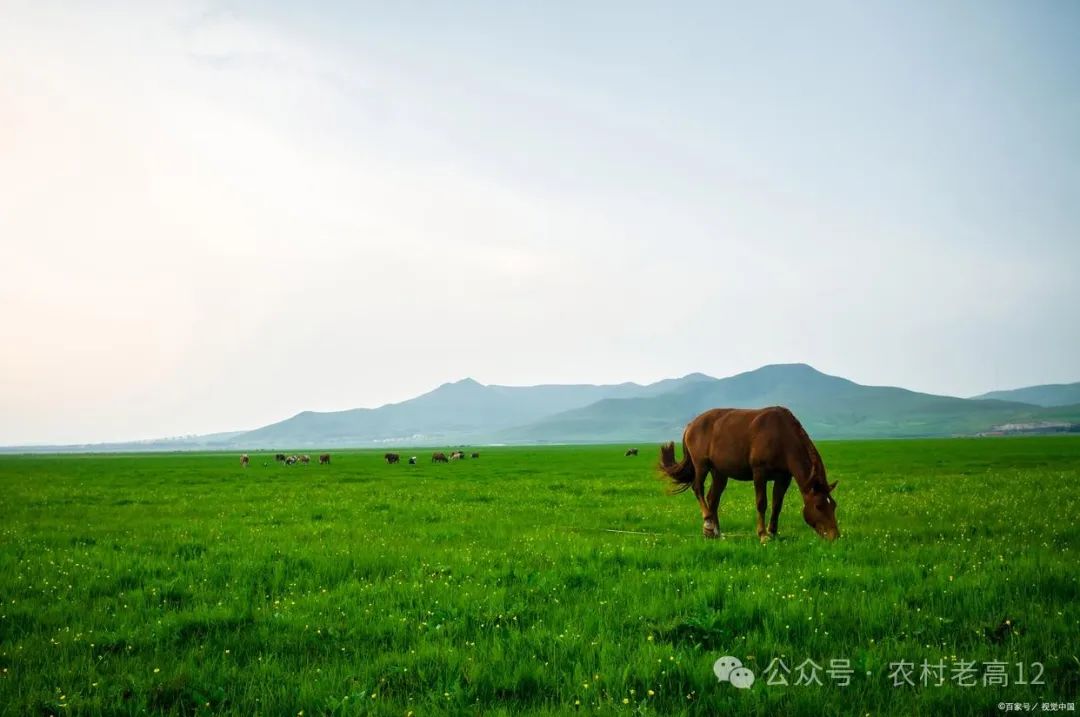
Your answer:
[3,365,1078,452]
[971,382,1080,408]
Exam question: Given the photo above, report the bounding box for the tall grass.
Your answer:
[1,438,1077,715]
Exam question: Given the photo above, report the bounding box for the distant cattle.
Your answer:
[471,452,480,459]
[275,453,286,462]
[319,453,331,465]
[625,448,639,457]
[408,456,417,465]
[285,455,298,465]
[432,452,448,463]
[385,453,400,464]
[300,455,310,464]
[240,454,249,467]
[450,450,465,460]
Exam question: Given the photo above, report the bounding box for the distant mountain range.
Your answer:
[971,382,1080,407]
[4,364,1078,452]
[496,365,1080,442]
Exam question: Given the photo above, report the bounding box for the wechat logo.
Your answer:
[714,656,755,689]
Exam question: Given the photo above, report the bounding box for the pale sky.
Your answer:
[2,1,1078,445]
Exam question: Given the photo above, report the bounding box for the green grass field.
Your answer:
[1,438,1078,716]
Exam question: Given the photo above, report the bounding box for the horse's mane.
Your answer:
[786,409,827,490]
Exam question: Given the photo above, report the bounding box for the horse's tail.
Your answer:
[658,440,695,494]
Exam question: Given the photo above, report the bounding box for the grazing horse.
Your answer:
[625,448,639,456]
[659,407,839,542]
[318,453,331,465]
[385,453,400,464]
[471,452,480,459]
[300,455,310,464]
[408,456,417,464]
[274,453,286,462]
[240,454,249,467]
[432,452,448,463]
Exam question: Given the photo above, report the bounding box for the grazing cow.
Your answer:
[471,452,480,459]
[625,448,639,457]
[431,452,448,463]
[408,456,417,465]
[319,453,331,465]
[659,406,839,542]
[240,454,249,467]
[275,453,286,462]
[385,453,400,464]
[450,450,465,460]
[285,455,298,465]
[300,455,310,464]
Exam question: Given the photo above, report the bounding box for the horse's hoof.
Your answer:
[703,521,719,539]
[759,534,771,545]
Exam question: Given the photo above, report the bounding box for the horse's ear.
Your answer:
[828,480,838,492]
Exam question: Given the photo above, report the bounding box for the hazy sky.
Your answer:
[2,1,1078,444]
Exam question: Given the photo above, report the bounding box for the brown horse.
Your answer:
[432,452,449,463]
[659,407,839,542]
[318,453,331,465]
[240,454,249,467]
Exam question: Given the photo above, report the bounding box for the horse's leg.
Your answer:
[691,461,717,538]
[768,474,792,537]
[752,468,769,543]
[704,471,728,539]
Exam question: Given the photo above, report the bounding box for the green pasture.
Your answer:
[1,438,1078,715]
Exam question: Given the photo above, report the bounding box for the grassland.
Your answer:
[1,438,1078,716]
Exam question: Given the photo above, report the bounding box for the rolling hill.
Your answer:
[4,365,1077,452]
[229,364,1078,447]
[498,364,1078,442]
[971,382,1080,408]
[233,373,717,447]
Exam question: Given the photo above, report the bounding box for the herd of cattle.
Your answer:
[240,448,639,467]
[383,450,480,464]
[239,453,330,467]
[409,450,480,463]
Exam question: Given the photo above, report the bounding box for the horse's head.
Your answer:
[803,481,839,540]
